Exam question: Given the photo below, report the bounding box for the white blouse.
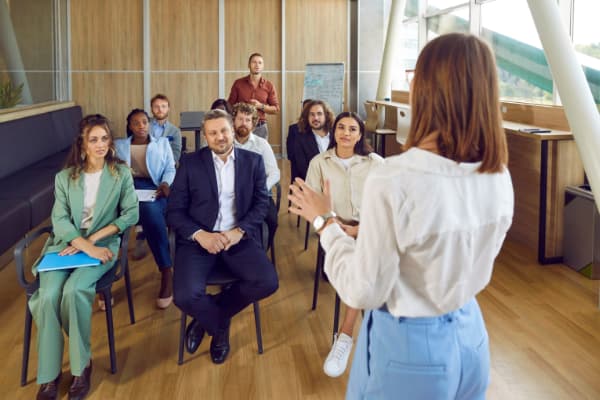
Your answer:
[320,147,514,317]
[81,170,103,229]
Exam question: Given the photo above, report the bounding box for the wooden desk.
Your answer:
[504,122,583,264]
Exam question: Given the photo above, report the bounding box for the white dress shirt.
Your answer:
[320,147,514,317]
[313,131,330,154]
[212,150,237,231]
[234,133,280,190]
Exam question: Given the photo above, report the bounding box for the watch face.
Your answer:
[312,216,325,231]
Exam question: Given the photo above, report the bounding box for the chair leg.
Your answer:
[21,305,33,386]
[178,312,187,365]
[312,245,326,310]
[304,221,310,251]
[124,265,136,324]
[103,289,117,374]
[270,244,276,270]
[253,302,263,354]
[311,254,322,311]
[332,293,341,344]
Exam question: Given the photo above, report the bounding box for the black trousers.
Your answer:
[173,238,279,335]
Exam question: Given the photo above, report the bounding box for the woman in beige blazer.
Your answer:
[29,114,138,400]
[305,112,384,378]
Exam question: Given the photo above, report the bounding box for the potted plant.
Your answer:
[0,80,24,108]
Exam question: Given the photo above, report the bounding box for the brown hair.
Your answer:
[298,99,336,134]
[405,33,507,173]
[64,114,124,180]
[232,102,259,127]
[150,93,170,107]
[328,111,373,156]
[202,109,234,131]
[248,52,263,66]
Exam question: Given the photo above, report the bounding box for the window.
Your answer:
[0,0,68,111]
[427,1,468,14]
[426,6,470,41]
[573,0,600,106]
[480,0,553,104]
[391,22,419,91]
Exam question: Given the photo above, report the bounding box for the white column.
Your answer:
[527,0,600,212]
[0,0,33,104]
[375,0,407,100]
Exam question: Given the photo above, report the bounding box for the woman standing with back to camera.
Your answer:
[289,33,514,399]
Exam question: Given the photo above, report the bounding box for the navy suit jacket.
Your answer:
[294,130,321,180]
[167,146,269,245]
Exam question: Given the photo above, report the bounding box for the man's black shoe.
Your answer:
[185,318,205,354]
[210,320,231,364]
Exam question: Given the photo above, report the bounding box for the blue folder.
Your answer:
[37,252,101,272]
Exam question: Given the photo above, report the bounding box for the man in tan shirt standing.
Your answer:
[228,53,280,140]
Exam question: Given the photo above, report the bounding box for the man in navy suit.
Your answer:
[167,109,279,364]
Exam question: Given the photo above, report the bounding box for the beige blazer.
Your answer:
[306,148,384,222]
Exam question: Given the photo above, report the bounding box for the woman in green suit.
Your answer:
[29,114,139,400]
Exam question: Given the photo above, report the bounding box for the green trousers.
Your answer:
[28,260,113,384]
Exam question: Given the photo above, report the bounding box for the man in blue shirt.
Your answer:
[150,94,183,162]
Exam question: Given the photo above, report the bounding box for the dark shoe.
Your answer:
[210,319,231,364]
[37,373,61,400]
[185,318,205,354]
[68,360,92,400]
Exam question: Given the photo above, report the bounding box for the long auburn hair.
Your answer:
[298,100,336,134]
[405,33,507,173]
[64,114,124,180]
[327,111,373,156]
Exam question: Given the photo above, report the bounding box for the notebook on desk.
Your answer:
[37,252,101,272]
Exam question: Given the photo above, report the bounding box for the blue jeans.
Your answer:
[134,178,171,269]
[347,298,489,400]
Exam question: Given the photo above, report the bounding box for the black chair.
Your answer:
[311,243,341,342]
[268,182,282,267]
[170,225,269,365]
[15,226,135,386]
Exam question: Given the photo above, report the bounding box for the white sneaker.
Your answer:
[323,333,353,377]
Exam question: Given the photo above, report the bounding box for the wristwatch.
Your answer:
[261,104,265,111]
[312,211,337,232]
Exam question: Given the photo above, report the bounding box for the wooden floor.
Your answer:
[1,160,600,399]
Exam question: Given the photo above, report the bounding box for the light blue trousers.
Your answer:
[346,298,489,400]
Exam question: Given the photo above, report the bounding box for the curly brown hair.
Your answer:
[298,100,335,134]
[64,114,124,180]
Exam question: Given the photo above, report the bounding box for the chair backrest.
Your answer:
[14,226,52,294]
[272,182,282,214]
[364,101,380,132]
[179,111,206,130]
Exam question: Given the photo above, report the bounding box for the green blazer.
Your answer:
[34,163,139,274]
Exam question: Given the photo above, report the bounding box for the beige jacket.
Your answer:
[306,148,384,222]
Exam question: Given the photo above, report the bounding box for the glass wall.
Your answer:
[480,0,553,104]
[573,0,600,106]
[0,0,68,110]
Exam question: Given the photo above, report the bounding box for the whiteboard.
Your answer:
[302,63,345,114]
